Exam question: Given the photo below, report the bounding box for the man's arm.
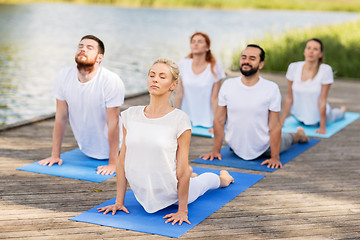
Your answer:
[200,105,227,160]
[261,110,282,168]
[38,99,69,166]
[96,106,120,175]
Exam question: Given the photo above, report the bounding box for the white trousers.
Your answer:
[187,172,220,204]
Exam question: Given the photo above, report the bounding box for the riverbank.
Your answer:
[1,72,360,239]
[232,20,360,79]
[1,0,360,12]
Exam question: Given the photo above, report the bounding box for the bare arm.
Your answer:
[200,105,227,160]
[97,107,120,175]
[280,80,294,126]
[174,78,184,109]
[317,84,331,134]
[261,111,282,169]
[210,80,222,122]
[164,129,192,225]
[38,99,68,166]
[98,126,129,215]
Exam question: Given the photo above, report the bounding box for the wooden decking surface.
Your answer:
[1,72,360,239]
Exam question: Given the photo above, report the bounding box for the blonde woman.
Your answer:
[281,38,346,134]
[98,58,233,225]
[174,32,226,132]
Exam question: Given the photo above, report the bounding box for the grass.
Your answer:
[1,0,360,12]
[231,20,360,79]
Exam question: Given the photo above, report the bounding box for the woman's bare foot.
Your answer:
[189,166,198,178]
[191,172,198,178]
[296,127,309,143]
[219,170,234,188]
[340,106,346,113]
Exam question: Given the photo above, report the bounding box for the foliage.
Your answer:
[231,20,360,79]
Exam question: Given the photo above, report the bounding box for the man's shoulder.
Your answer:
[259,77,279,89]
[222,76,241,86]
[100,67,121,80]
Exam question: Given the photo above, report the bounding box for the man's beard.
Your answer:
[239,63,259,77]
[75,53,97,72]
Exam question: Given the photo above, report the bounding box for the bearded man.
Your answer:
[201,44,308,169]
[39,35,125,175]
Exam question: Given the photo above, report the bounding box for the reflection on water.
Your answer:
[0,3,359,125]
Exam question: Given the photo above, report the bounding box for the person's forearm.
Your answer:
[108,123,120,165]
[177,172,190,213]
[319,101,327,129]
[269,127,281,159]
[211,98,218,121]
[115,150,127,205]
[213,120,224,152]
[281,97,293,124]
[51,117,67,158]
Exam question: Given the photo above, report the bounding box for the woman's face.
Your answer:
[190,34,209,55]
[304,40,323,63]
[147,63,177,96]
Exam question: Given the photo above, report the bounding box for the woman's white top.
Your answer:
[179,58,226,127]
[121,106,191,213]
[218,77,281,160]
[286,61,333,125]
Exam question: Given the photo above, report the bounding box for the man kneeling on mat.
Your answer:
[38,35,125,175]
[201,44,309,169]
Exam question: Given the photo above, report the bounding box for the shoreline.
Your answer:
[1,71,359,132]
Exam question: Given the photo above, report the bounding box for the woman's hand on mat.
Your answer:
[200,152,222,161]
[97,204,129,215]
[96,164,116,175]
[261,158,282,169]
[315,127,326,134]
[163,211,191,225]
[38,156,63,166]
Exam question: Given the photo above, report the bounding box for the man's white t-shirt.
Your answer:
[286,61,333,125]
[53,65,125,159]
[179,58,226,127]
[218,76,281,160]
[122,106,191,213]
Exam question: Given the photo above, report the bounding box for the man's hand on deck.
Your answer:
[261,158,282,169]
[97,164,116,175]
[200,151,222,161]
[38,156,63,166]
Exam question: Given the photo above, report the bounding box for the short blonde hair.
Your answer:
[150,58,180,82]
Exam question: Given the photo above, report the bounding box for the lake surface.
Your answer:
[0,3,359,125]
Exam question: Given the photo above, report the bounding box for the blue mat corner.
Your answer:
[282,112,359,138]
[191,125,214,138]
[16,149,115,183]
[70,166,264,238]
[192,138,320,172]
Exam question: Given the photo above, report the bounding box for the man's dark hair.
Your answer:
[246,44,265,62]
[81,35,105,55]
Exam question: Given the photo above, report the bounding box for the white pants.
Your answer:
[187,172,220,204]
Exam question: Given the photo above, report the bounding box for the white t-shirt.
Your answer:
[179,58,226,127]
[286,61,333,125]
[122,106,191,213]
[53,65,125,159]
[218,76,281,160]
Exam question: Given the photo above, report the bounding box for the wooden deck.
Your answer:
[1,72,360,239]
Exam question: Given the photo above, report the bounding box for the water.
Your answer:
[0,3,359,125]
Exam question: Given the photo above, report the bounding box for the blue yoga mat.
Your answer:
[70,166,264,238]
[192,138,320,172]
[282,112,359,138]
[191,125,214,138]
[16,149,115,183]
